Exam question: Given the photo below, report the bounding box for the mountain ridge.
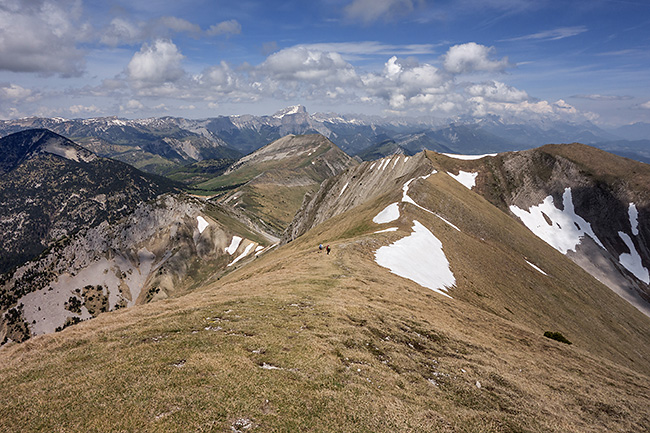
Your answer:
[1,140,649,432]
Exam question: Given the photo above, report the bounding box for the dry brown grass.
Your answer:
[2,154,650,432]
[2,194,650,432]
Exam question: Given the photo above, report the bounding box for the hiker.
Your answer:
[319,243,323,253]
[326,245,331,255]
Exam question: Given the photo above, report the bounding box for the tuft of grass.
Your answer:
[544,331,572,345]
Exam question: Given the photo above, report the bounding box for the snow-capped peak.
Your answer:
[273,105,307,119]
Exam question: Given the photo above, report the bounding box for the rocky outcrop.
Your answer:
[0,129,177,275]
[284,152,432,242]
[0,194,269,343]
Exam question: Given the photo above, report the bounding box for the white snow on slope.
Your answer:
[618,232,649,284]
[448,171,478,189]
[526,260,548,276]
[373,203,400,224]
[374,227,399,234]
[442,153,497,160]
[225,236,242,255]
[228,242,256,267]
[370,162,376,170]
[339,182,349,197]
[629,203,639,236]
[434,214,461,232]
[401,173,461,232]
[393,156,400,168]
[375,220,454,298]
[509,188,604,254]
[197,216,209,233]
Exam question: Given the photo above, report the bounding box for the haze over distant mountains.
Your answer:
[2,106,648,172]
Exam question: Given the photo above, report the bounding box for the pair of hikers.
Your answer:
[318,244,331,255]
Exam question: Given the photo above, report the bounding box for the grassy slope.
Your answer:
[1,163,649,432]
[192,135,355,235]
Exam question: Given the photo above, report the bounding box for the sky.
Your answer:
[1,0,649,127]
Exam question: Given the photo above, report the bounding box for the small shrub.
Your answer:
[544,331,572,345]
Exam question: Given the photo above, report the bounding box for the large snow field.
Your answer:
[509,188,604,254]
[618,232,650,284]
[373,203,400,224]
[375,220,454,298]
[448,171,478,189]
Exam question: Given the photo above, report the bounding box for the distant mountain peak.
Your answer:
[272,105,308,119]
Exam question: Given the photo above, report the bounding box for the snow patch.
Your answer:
[618,232,649,284]
[401,173,460,232]
[442,153,497,160]
[375,220,454,298]
[448,171,478,189]
[339,182,349,197]
[374,227,399,234]
[369,162,377,170]
[526,260,548,276]
[373,203,400,224]
[434,214,461,232]
[225,236,242,255]
[629,203,639,236]
[196,216,209,234]
[228,242,255,267]
[509,188,604,254]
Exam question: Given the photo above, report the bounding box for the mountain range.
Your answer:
[2,106,646,173]
[0,126,649,432]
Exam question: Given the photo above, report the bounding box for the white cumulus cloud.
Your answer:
[362,56,454,109]
[466,81,528,102]
[261,47,359,84]
[443,42,511,74]
[127,39,185,86]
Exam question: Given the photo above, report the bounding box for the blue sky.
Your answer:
[1,0,649,127]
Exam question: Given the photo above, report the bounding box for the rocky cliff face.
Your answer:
[284,152,433,242]
[0,194,271,344]
[0,129,176,275]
